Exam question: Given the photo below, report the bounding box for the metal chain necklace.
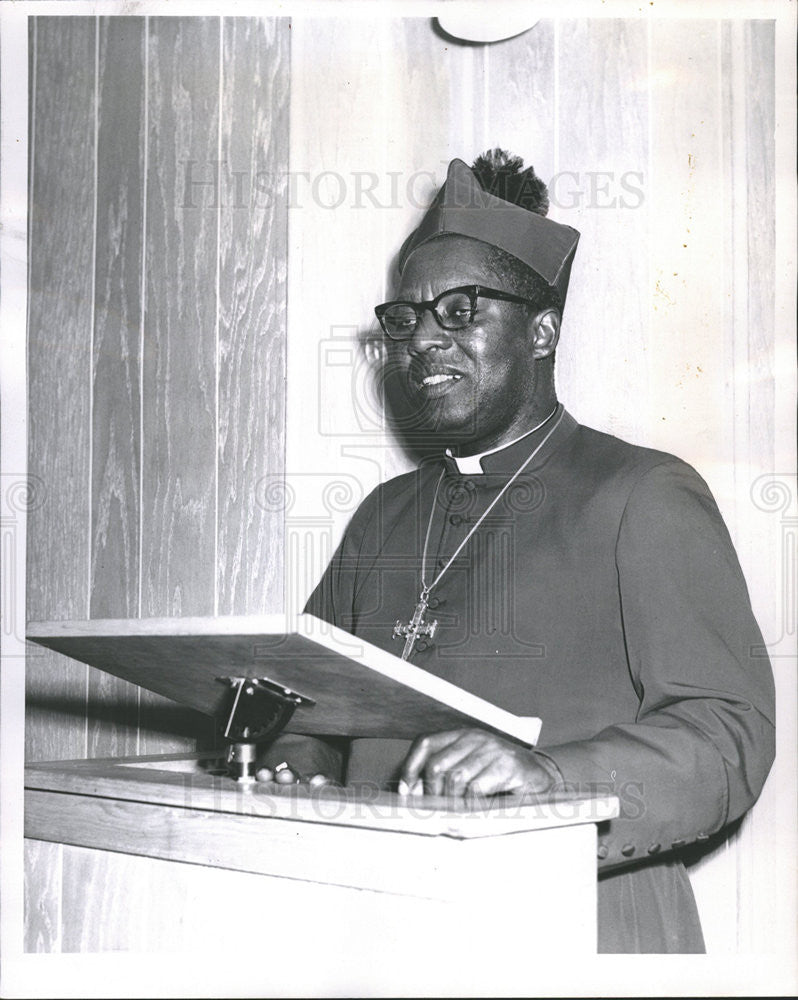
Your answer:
[393,406,564,659]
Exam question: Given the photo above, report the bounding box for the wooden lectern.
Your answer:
[25,617,618,991]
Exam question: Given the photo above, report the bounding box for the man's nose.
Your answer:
[406,309,453,354]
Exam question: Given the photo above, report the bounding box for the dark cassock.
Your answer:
[285,152,775,954]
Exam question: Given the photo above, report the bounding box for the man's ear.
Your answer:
[530,308,561,359]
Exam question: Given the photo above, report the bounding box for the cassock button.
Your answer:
[647,843,661,855]
[596,843,609,859]
[415,639,432,652]
[696,832,709,842]
[449,514,463,526]
[621,844,636,857]
[671,839,686,849]
[427,596,442,609]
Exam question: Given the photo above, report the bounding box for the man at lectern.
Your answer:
[259,151,775,954]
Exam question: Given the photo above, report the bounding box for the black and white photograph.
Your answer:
[0,0,795,996]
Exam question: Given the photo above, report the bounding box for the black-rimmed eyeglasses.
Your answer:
[374,284,537,341]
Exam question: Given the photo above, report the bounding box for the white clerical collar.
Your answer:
[445,406,560,475]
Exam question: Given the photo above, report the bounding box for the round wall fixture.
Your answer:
[436,8,540,44]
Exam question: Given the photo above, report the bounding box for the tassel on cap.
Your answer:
[471,148,550,216]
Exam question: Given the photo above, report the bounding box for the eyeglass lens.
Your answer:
[381,289,475,338]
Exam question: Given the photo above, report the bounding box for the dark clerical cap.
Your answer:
[398,157,580,304]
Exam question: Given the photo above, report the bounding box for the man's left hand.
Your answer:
[398,728,561,798]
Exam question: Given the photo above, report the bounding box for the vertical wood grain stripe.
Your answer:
[87,16,146,758]
[141,17,219,619]
[646,19,727,481]
[555,18,649,446]
[91,16,144,621]
[26,17,96,761]
[720,18,745,536]
[744,20,776,475]
[217,17,289,615]
[59,843,188,951]
[729,19,777,954]
[23,840,63,953]
[285,17,406,614]
[137,17,223,752]
[483,21,556,185]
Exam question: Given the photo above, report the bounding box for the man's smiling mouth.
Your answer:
[418,372,463,388]
[410,368,466,395]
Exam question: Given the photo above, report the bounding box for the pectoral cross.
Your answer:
[393,588,438,660]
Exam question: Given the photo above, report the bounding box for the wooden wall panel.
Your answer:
[141,16,219,619]
[555,19,649,446]
[286,18,416,617]
[391,17,458,264]
[217,18,289,616]
[26,17,96,762]
[138,18,221,752]
[27,15,292,759]
[23,839,62,952]
[90,16,144,622]
[87,16,145,758]
[742,20,776,478]
[482,21,556,183]
[730,17,777,594]
[645,20,727,481]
